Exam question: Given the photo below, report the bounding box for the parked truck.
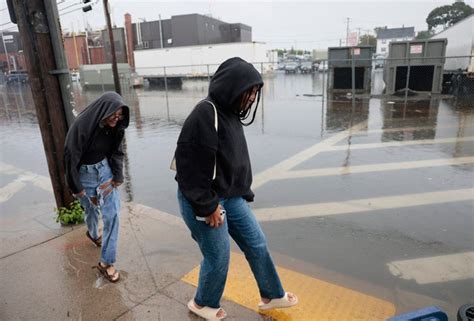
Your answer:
[134,42,276,86]
[431,15,474,96]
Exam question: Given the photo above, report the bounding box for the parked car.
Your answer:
[277,62,286,70]
[318,61,328,72]
[6,70,28,84]
[300,61,313,73]
[284,61,299,73]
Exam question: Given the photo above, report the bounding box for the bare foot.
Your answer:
[193,301,226,318]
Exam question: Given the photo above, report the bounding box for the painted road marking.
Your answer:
[0,162,52,193]
[0,178,26,203]
[387,252,474,284]
[326,136,474,151]
[0,172,52,204]
[252,121,368,189]
[274,157,474,180]
[253,189,474,222]
[182,252,396,321]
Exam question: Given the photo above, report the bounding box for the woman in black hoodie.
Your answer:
[175,58,298,320]
[64,92,129,283]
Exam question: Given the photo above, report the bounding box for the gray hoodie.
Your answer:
[64,92,130,194]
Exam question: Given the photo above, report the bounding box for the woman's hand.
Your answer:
[111,180,122,188]
[205,205,224,228]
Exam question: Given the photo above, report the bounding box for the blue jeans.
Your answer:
[77,159,120,265]
[177,189,285,308]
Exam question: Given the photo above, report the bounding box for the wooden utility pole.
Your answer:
[10,0,74,207]
[103,0,121,95]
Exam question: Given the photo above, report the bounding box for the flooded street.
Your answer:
[1,72,473,319]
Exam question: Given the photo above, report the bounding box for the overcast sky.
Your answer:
[1,0,469,49]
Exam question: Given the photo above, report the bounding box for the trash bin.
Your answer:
[384,39,447,95]
[327,46,374,94]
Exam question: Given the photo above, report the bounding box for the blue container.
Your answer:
[386,306,448,321]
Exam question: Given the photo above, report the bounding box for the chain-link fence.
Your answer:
[127,55,473,103]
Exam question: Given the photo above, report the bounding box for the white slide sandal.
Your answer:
[187,299,227,320]
[258,292,298,310]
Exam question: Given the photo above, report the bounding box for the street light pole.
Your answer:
[103,0,121,95]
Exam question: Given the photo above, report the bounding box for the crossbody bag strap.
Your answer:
[202,99,218,131]
[170,99,218,181]
[201,99,218,179]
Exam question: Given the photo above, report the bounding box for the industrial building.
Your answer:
[131,13,252,51]
[0,32,26,72]
[375,26,415,56]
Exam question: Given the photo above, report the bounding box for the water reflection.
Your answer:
[382,98,439,141]
[325,94,369,132]
[1,75,473,212]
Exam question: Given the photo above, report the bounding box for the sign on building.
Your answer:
[410,44,423,54]
[347,32,358,47]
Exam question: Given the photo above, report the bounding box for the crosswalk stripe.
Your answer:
[253,188,474,222]
[326,136,474,151]
[387,251,474,284]
[0,178,27,203]
[274,157,474,180]
[0,163,53,197]
[252,121,368,189]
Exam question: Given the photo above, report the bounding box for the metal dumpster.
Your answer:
[327,46,374,94]
[384,39,447,95]
[79,63,133,90]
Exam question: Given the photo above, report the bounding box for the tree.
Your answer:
[415,30,434,40]
[426,2,473,31]
[358,34,376,47]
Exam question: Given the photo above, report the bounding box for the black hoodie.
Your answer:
[175,57,263,217]
[64,92,130,194]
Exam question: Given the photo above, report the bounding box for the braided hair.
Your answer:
[234,85,262,126]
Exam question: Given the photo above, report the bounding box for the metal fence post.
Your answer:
[163,66,170,120]
[351,49,356,99]
[207,64,210,83]
[99,71,105,92]
[404,56,411,105]
[322,60,326,98]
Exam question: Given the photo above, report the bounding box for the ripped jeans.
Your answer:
[76,158,120,265]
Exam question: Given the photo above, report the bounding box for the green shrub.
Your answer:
[55,200,85,225]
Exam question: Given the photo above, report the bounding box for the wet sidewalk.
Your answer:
[0,202,271,321]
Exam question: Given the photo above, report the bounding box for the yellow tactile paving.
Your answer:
[182,252,396,321]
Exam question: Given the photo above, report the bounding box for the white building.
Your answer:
[431,15,474,73]
[375,26,415,56]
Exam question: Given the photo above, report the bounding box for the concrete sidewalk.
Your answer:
[0,202,271,321]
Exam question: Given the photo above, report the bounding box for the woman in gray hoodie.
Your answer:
[64,92,129,283]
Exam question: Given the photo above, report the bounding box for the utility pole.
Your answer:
[346,17,350,46]
[9,0,74,208]
[103,0,121,95]
[159,14,164,49]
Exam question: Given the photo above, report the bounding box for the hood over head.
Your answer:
[75,91,130,130]
[208,57,263,112]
